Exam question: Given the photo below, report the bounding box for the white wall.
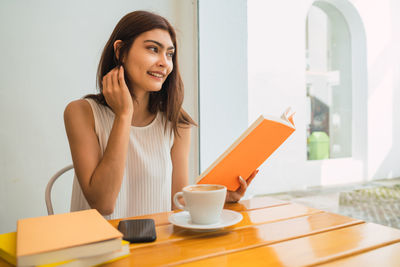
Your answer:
[0,0,198,234]
[245,0,400,196]
[198,0,248,172]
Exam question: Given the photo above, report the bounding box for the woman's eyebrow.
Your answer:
[144,40,175,50]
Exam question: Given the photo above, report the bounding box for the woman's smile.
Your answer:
[147,71,166,79]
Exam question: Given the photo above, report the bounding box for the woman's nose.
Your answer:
[157,54,169,67]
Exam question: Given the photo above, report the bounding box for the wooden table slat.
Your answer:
[315,241,400,267]
[178,223,400,267]
[224,196,289,212]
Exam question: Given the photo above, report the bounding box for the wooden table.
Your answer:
[103,196,400,266]
[1,197,399,266]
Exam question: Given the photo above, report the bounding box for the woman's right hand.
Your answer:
[102,66,133,118]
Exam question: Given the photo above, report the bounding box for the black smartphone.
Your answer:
[117,219,157,243]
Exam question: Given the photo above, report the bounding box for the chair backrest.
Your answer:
[45,164,74,215]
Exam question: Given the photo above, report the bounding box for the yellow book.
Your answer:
[0,232,16,265]
[0,231,129,267]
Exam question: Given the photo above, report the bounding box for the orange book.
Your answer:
[16,209,123,266]
[196,107,295,191]
[0,231,129,267]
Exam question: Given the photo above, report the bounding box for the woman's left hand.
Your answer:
[225,170,259,203]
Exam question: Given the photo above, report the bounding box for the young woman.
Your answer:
[64,11,256,219]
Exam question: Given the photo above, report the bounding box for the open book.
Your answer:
[196,107,295,191]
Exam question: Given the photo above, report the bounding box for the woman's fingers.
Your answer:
[237,176,247,195]
[226,171,259,203]
[246,170,259,185]
[238,170,258,193]
[110,68,118,90]
[101,66,133,117]
[103,73,112,94]
[118,66,126,88]
[103,67,123,95]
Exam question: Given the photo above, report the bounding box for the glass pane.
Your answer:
[306,4,352,160]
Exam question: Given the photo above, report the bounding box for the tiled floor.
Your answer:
[260,178,400,229]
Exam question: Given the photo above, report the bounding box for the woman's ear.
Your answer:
[113,40,123,61]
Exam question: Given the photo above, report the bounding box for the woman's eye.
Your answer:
[148,46,158,53]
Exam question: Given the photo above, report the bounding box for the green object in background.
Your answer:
[308,131,329,160]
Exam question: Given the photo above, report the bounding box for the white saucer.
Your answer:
[168,209,243,230]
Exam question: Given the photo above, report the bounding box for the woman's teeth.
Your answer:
[148,72,163,78]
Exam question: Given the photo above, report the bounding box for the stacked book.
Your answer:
[0,209,130,266]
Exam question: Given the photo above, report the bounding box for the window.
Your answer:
[306,3,352,160]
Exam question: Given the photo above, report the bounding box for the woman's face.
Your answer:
[123,29,174,94]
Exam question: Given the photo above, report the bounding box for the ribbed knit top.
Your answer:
[70,98,174,220]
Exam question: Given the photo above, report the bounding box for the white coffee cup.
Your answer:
[173,184,227,225]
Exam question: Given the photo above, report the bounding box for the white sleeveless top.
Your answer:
[70,98,174,220]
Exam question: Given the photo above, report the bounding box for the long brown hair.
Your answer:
[86,10,196,135]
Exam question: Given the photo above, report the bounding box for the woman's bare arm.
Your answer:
[170,125,191,210]
[64,66,133,215]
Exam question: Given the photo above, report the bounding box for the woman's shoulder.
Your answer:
[64,99,91,117]
[64,99,94,127]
